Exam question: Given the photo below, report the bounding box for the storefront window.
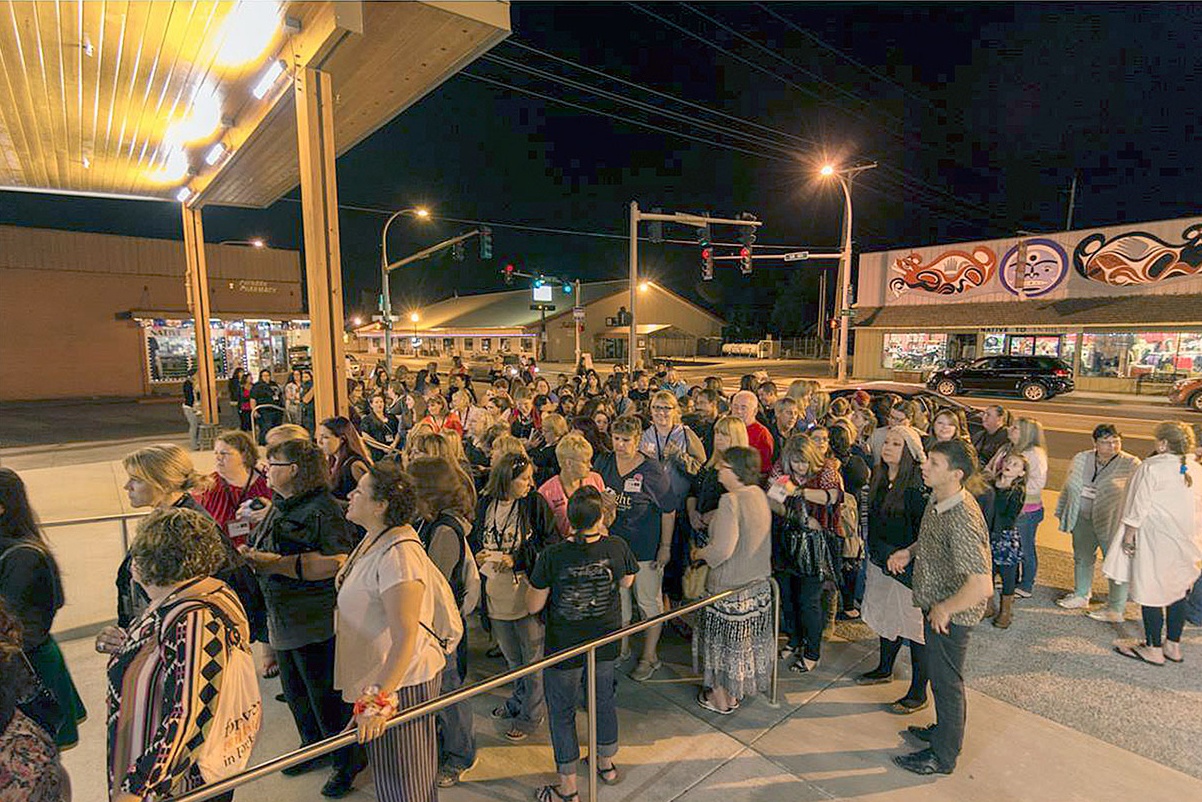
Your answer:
[1079,331,1202,377]
[142,318,296,383]
[443,338,454,353]
[521,338,535,352]
[982,332,1006,355]
[1007,335,1064,357]
[882,333,947,370]
[145,323,197,382]
[481,338,491,353]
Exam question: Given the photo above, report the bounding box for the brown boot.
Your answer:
[993,594,1014,629]
[984,593,997,619]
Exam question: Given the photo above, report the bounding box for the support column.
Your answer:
[181,205,220,425]
[295,66,349,421]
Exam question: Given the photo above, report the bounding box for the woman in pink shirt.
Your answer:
[538,433,605,537]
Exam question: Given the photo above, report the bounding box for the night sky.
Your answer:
[2,2,1200,334]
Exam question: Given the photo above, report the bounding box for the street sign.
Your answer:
[573,307,585,322]
[782,251,810,262]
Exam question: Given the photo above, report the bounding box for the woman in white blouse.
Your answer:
[338,462,460,802]
[990,417,1048,598]
[1105,421,1202,666]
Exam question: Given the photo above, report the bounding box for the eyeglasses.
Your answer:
[268,461,295,468]
[651,405,674,412]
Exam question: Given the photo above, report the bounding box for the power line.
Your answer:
[681,3,905,127]
[500,39,818,148]
[460,71,795,164]
[479,52,797,157]
[276,196,830,250]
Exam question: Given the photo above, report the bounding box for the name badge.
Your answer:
[624,474,644,494]
[228,519,252,540]
[1080,485,1097,500]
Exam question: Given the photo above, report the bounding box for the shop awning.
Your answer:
[600,324,676,336]
[853,294,1202,330]
[120,309,308,321]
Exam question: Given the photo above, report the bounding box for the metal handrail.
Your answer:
[41,510,150,552]
[173,577,780,802]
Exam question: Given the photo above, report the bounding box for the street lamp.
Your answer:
[409,311,420,355]
[819,162,877,383]
[381,207,431,373]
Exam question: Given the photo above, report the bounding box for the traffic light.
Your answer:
[701,246,714,281]
[502,263,515,284]
[451,241,465,262]
[479,226,493,259]
[738,213,757,275]
[533,276,545,289]
[562,281,573,294]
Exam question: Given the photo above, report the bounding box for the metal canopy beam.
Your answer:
[181,206,220,425]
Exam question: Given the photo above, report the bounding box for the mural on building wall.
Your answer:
[888,246,997,297]
[1073,223,1202,286]
[999,238,1069,297]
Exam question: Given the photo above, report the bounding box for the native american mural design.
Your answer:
[888,247,997,297]
[1072,224,1202,286]
[999,238,1069,297]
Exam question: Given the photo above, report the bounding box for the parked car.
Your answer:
[1168,376,1202,412]
[829,382,985,439]
[927,355,1074,402]
[466,353,536,381]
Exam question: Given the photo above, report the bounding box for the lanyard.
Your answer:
[1092,453,1116,483]
[653,425,679,461]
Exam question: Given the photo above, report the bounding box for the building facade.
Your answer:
[852,214,1202,392]
[0,225,305,401]
[355,280,725,364]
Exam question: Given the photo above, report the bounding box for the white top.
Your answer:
[1102,453,1202,607]
[335,527,446,700]
[1023,446,1049,505]
[696,484,772,592]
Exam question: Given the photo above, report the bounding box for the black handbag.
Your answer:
[16,652,64,739]
[776,518,836,580]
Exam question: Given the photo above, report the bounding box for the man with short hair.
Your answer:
[684,388,720,456]
[772,397,802,455]
[972,404,1010,467]
[730,390,774,478]
[756,381,779,430]
[887,439,993,776]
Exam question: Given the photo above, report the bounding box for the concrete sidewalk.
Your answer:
[58,623,1202,802]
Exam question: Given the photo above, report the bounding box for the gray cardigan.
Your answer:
[696,484,772,592]
[1055,449,1140,541]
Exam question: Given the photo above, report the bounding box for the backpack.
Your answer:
[421,513,481,619]
[393,538,464,655]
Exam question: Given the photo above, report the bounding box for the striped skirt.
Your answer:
[367,676,441,802]
[692,579,775,700]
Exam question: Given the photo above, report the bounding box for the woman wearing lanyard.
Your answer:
[1055,424,1140,620]
[640,391,706,602]
[199,431,271,549]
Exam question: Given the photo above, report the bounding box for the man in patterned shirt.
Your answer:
[887,439,993,776]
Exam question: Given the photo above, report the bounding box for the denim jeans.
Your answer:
[491,614,546,731]
[1015,506,1043,594]
[782,574,826,661]
[923,620,972,770]
[1071,515,1128,612]
[544,661,618,775]
[436,647,476,771]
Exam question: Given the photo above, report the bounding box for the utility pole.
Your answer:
[627,202,763,372]
[380,208,429,374]
[573,278,582,367]
[821,162,878,383]
[1065,171,1078,230]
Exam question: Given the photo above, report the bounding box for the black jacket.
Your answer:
[865,482,929,569]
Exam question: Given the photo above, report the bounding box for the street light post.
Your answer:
[381,207,430,374]
[821,163,876,383]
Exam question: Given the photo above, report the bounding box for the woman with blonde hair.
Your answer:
[990,417,1048,598]
[490,434,529,466]
[1106,421,1202,665]
[538,433,605,537]
[687,416,749,540]
[112,444,211,627]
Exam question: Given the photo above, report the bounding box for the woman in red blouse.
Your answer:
[420,393,464,437]
[198,431,271,550]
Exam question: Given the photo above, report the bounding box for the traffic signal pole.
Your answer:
[628,202,763,372]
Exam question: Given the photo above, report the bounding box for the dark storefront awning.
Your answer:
[853,294,1202,330]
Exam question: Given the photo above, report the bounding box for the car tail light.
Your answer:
[1053,368,1069,377]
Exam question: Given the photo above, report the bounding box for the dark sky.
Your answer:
[2,2,1200,330]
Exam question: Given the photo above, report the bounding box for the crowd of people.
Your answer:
[3,358,1202,801]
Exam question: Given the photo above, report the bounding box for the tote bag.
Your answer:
[191,604,263,783]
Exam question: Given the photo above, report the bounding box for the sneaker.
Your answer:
[1014,588,1032,599]
[437,755,479,788]
[1088,609,1125,623]
[630,659,661,682]
[1056,595,1091,609]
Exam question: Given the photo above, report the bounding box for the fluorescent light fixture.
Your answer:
[176,187,194,203]
[216,1,282,67]
[252,59,286,100]
[204,142,228,166]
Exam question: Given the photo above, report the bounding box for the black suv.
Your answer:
[927,355,1074,402]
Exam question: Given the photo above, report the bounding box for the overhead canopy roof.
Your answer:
[413,281,630,331]
[854,294,1202,330]
[0,1,509,206]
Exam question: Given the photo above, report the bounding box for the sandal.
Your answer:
[1163,643,1184,663]
[260,660,279,679]
[597,762,622,785]
[1113,642,1165,666]
[534,785,579,802]
[696,689,735,715]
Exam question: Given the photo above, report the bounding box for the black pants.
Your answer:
[1142,597,1188,647]
[876,636,928,703]
[782,573,826,661]
[923,620,972,770]
[277,636,363,775]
